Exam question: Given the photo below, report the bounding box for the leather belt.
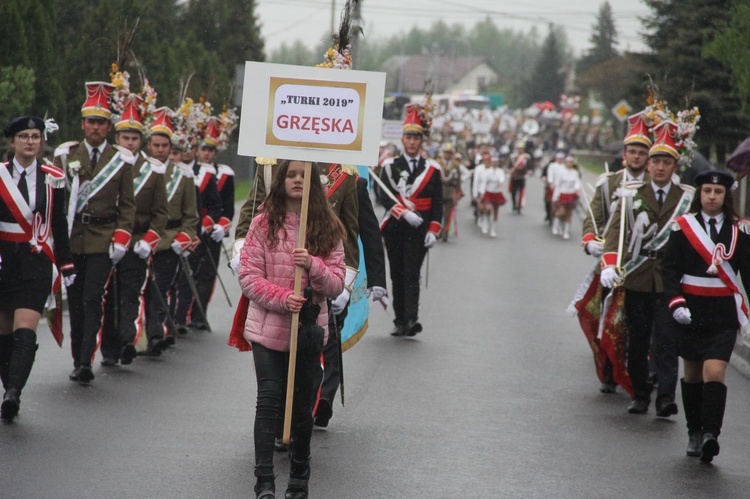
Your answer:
[166,219,182,229]
[640,249,665,260]
[74,213,117,225]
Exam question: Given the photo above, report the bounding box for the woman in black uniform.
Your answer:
[0,116,75,422]
[663,169,750,463]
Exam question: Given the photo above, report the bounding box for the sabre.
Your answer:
[614,183,628,285]
[178,253,212,332]
[367,167,406,207]
[220,241,235,276]
[199,234,233,307]
[579,185,601,239]
[334,313,345,407]
[147,259,178,333]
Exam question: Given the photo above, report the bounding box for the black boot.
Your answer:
[700,381,727,464]
[1,329,37,422]
[0,334,13,390]
[254,475,275,499]
[680,379,703,457]
[285,456,310,499]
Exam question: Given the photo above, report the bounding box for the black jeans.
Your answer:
[252,342,318,478]
[624,289,678,402]
[101,251,148,359]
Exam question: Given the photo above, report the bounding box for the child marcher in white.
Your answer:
[475,155,507,237]
[551,155,581,239]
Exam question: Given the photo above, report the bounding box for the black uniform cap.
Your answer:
[4,116,44,138]
[694,169,734,189]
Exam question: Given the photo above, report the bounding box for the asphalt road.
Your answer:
[2,172,750,498]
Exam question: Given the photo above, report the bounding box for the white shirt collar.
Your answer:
[701,211,725,226]
[404,154,420,165]
[84,139,107,156]
[651,181,671,197]
[625,170,645,182]
[12,157,37,176]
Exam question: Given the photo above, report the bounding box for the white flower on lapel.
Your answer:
[68,160,81,178]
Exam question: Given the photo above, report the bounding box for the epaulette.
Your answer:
[199,162,217,175]
[41,162,66,188]
[425,158,442,170]
[340,164,359,176]
[53,141,80,158]
[217,164,234,177]
[113,145,136,165]
[739,220,750,235]
[678,183,696,196]
[381,157,395,169]
[670,220,682,231]
[176,162,195,178]
[146,157,167,174]
[596,170,617,188]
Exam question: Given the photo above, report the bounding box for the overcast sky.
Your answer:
[256,0,653,56]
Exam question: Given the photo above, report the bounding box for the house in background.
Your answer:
[380,55,499,95]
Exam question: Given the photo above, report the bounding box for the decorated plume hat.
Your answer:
[649,121,679,159]
[201,117,221,149]
[149,107,174,139]
[694,170,734,189]
[624,112,652,148]
[81,81,115,119]
[115,94,145,133]
[402,104,426,136]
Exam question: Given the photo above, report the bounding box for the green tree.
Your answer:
[0,67,36,127]
[0,0,31,68]
[521,25,565,105]
[705,0,750,113]
[579,1,618,72]
[639,0,748,159]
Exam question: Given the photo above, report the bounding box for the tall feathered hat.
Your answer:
[316,0,358,70]
[623,112,652,148]
[149,107,175,139]
[172,97,212,150]
[81,81,115,119]
[109,63,157,134]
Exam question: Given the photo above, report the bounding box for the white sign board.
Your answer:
[238,62,386,165]
[381,120,403,141]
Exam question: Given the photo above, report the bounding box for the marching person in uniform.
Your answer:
[54,81,136,383]
[662,169,750,463]
[551,155,581,240]
[437,142,463,241]
[508,140,531,214]
[600,119,696,416]
[172,105,222,332]
[142,108,198,355]
[474,154,506,238]
[379,102,443,337]
[100,82,168,366]
[578,111,651,394]
[0,116,74,421]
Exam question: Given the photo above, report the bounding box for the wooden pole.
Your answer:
[282,161,313,445]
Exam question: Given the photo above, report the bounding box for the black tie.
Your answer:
[410,159,417,173]
[91,147,99,168]
[708,218,719,243]
[657,189,665,209]
[18,170,29,204]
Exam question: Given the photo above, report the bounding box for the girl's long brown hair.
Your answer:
[262,159,346,257]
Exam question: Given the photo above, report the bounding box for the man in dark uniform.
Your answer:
[379,104,443,337]
[600,120,695,416]
[508,140,531,214]
[142,108,198,355]
[100,94,168,366]
[172,121,222,332]
[54,81,136,383]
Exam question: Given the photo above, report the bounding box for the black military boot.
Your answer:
[700,381,727,464]
[0,334,13,390]
[1,329,37,422]
[680,379,703,457]
[285,456,310,499]
[254,475,275,499]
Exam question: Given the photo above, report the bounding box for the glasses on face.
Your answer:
[15,133,42,143]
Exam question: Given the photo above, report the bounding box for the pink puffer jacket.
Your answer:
[238,213,345,352]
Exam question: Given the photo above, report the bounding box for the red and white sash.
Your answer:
[195,162,216,193]
[676,213,748,326]
[379,160,439,230]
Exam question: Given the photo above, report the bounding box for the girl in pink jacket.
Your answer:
[239,159,345,499]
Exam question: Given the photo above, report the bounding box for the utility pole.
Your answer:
[351,0,362,69]
[331,0,336,37]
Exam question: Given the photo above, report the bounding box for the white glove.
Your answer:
[330,288,351,315]
[109,243,128,264]
[133,240,152,260]
[424,232,437,248]
[368,286,387,301]
[63,274,76,287]
[210,224,226,242]
[586,241,604,257]
[600,267,622,289]
[673,307,692,325]
[171,240,186,256]
[402,210,423,228]
[230,239,243,273]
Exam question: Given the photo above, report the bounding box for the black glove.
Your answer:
[298,286,324,354]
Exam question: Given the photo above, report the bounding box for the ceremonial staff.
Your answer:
[147,259,179,333]
[282,161,312,445]
[199,234,233,307]
[614,182,628,286]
